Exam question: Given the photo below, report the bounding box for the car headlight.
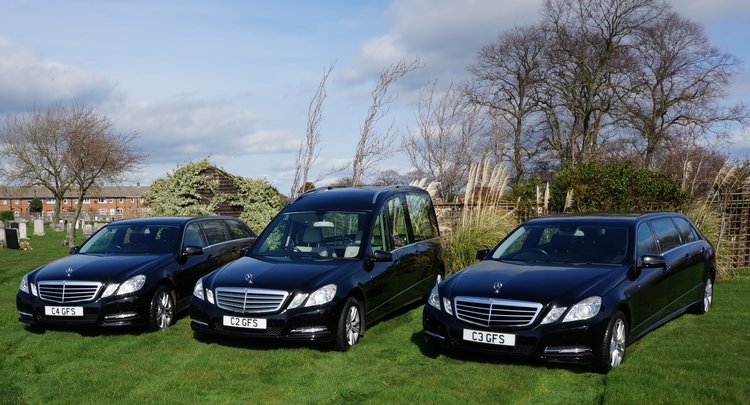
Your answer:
[192,279,204,300]
[305,284,337,307]
[287,292,309,309]
[540,306,567,324]
[442,297,453,315]
[206,289,215,304]
[428,285,441,310]
[115,275,146,296]
[562,296,601,322]
[101,283,120,298]
[19,274,29,294]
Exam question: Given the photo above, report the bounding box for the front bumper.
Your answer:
[422,304,610,364]
[190,296,344,342]
[16,290,151,327]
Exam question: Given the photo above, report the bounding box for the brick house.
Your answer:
[0,185,149,220]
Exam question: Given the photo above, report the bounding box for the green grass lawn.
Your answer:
[1,228,749,404]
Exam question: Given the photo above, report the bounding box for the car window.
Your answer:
[226,219,254,239]
[370,210,389,252]
[673,217,698,243]
[649,218,682,252]
[201,220,231,245]
[79,224,179,254]
[405,193,436,241]
[636,223,658,257]
[387,196,409,249]
[183,222,207,248]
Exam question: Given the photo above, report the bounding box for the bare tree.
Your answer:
[623,11,748,167]
[1,105,75,221]
[290,64,334,198]
[66,106,145,244]
[404,80,485,200]
[467,25,547,184]
[351,57,421,186]
[539,0,666,168]
[0,104,144,231]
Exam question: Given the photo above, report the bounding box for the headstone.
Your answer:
[84,224,93,236]
[0,222,5,245]
[10,222,18,229]
[18,222,27,239]
[34,219,45,236]
[5,228,19,249]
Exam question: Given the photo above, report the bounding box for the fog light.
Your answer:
[290,326,328,334]
[104,312,138,320]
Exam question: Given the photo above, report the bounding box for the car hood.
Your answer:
[443,259,625,305]
[206,256,356,292]
[30,253,172,283]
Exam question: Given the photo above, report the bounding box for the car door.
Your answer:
[629,222,670,337]
[362,196,415,320]
[174,221,214,305]
[649,217,693,318]
[200,219,240,268]
[404,192,441,298]
[672,216,708,306]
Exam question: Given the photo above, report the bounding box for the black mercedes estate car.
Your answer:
[190,186,444,350]
[423,213,715,372]
[17,216,256,330]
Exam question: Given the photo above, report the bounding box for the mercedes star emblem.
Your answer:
[66,267,74,278]
[493,281,503,294]
[245,273,254,285]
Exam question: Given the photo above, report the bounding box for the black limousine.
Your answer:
[17,216,256,330]
[423,213,715,372]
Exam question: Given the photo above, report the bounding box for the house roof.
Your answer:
[0,185,150,199]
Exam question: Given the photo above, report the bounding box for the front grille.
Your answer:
[454,297,542,327]
[38,280,102,303]
[215,287,288,314]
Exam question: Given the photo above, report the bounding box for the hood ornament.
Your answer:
[493,281,503,294]
[244,273,254,285]
[66,267,74,278]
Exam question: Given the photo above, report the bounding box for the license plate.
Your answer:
[223,315,267,329]
[463,329,515,346]
[45,306,84,317]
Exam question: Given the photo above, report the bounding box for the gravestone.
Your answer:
[5,228,19,249]
[18,222,27,239]
[34,219,45,236]
[84,224,93,237]
[0,222,5,245]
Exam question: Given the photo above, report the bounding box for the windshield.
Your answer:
[491,223,630,265]
[79,224,180,254]
[253,210,367,260]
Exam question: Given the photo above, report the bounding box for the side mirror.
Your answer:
[476,248,491,260]
[69,246,80,255]
[182,245,204,257]
[640,255,667,268]
[372,250,393,262]
[240,247,252,257]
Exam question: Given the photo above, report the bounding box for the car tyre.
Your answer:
[690,276,713,315]
[594,311,627,373]
[335,297,364,352]
[149,285,176,331]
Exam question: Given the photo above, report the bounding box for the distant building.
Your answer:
[0,185,150,220]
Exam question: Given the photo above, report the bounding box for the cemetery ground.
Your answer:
[1,226,748,404]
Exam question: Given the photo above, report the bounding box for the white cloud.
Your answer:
[0,38,121,113]
[345,0,545,85]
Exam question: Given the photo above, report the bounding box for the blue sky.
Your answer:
[1,0,749,194]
